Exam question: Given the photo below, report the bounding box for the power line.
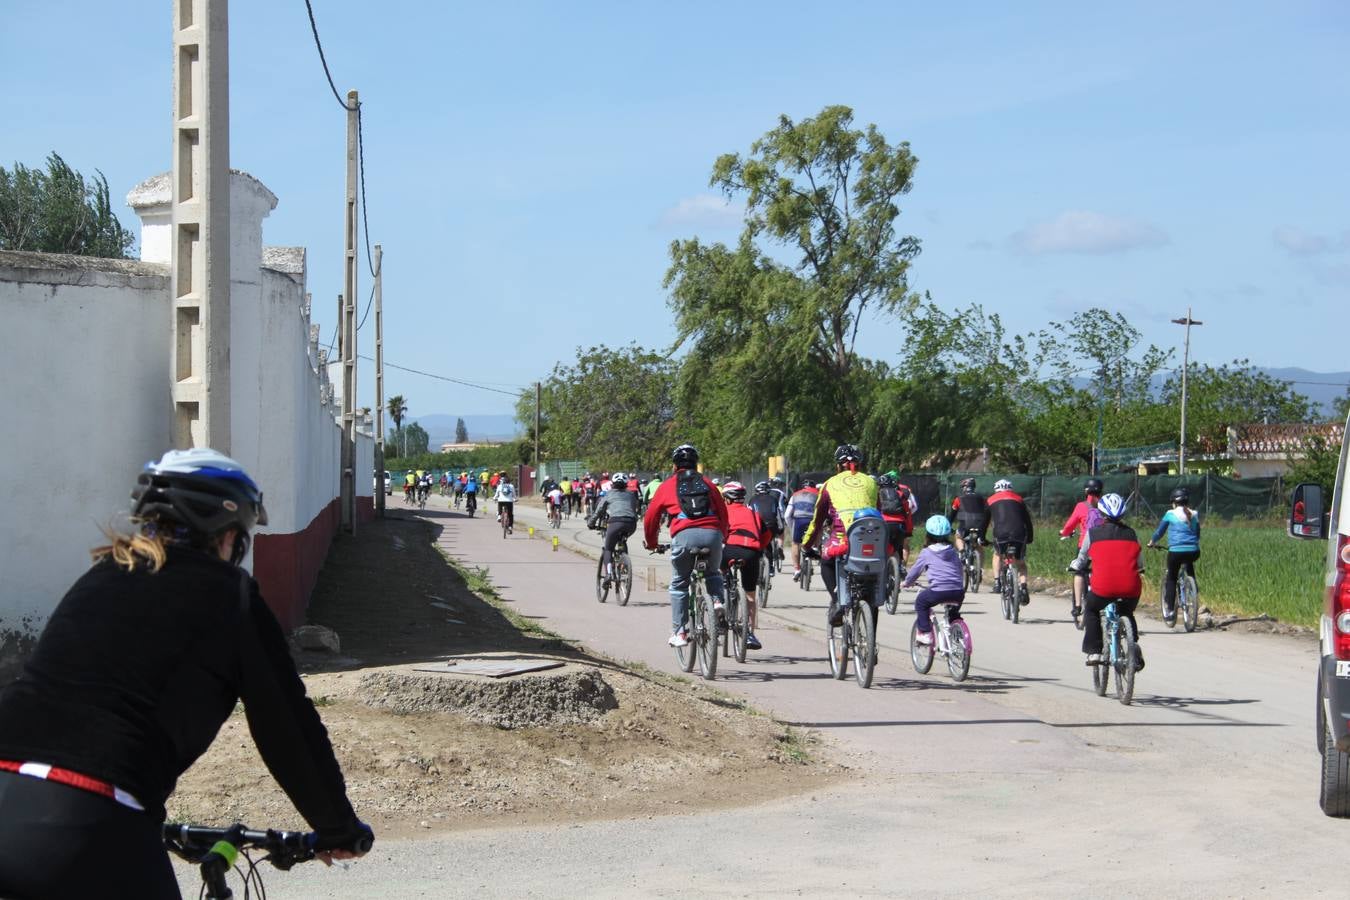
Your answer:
[302,0,351,111]
[357,355,526,396]
[356,282,375,331]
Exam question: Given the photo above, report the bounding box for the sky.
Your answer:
[4,1,1348,423]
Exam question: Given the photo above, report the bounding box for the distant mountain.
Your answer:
[1068,367,1349,417]
[407,414,521,445]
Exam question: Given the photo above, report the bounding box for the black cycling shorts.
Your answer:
[722,545,761,592]
[995,540,1026,560]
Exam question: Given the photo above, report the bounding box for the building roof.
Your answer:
[1229,422,1344,456]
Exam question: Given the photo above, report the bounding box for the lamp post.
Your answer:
[1093,365,1108,476]
[1171,308,1204,475]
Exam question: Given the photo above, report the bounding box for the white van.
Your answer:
[1289,409,1350,816]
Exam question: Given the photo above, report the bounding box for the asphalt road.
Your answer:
[249,497,1343,898]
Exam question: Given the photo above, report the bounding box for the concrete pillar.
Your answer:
[170,0,231,452]
[340,90,359,531]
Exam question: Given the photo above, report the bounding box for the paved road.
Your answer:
[268,496,1342,898]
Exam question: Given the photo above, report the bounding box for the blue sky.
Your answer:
[4,1,1347,420]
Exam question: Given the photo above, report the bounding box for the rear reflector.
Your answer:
[1332,536,1350,661]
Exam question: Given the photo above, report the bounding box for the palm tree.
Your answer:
[387,395,408,456]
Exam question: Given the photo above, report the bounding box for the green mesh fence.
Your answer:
[893,472,1286,523]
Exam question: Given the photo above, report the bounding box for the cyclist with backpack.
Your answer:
[643,444,730,647]
[802,444,880,626]
[876,472,918,565]
[947,478,989,579]
[786,478,820,580]
[1147,487,1201,627]
[988,478,1035,606]
[1075,492,1145,669]
[721,482,769,650]
[1061,477,1104,622]
[748,481,784,562]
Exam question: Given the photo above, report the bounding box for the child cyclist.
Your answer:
[901,515,966,644]
[1146,487,1200,627]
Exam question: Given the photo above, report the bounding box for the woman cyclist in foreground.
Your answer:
[0,449,371,899]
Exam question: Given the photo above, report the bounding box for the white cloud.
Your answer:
[657,194,743,231]
[1273,226,1348,256]
[1009,210,1169,255]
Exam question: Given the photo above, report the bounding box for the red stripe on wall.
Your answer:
[252,498,340,631]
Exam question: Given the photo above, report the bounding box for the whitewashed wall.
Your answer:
[1,170,372,675]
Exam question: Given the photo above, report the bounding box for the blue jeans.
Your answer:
[669,527,725,632]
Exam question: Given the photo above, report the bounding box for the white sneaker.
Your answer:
[668,630,690,648]
[915,630,933,645]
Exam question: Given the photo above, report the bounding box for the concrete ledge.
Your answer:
[0,250,169,287]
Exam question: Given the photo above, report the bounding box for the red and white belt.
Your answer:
[0,759,145,811]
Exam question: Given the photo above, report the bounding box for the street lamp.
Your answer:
[1171,308,1204,474]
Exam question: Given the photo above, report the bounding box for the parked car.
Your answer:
[374,469,391,496]
[1289,407,1350,817]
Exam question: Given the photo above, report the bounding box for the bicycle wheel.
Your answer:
[885,555,901,615]
[962,550,973,592]
[970,553,983,593]
[853,602,876,689]
[802,557,813,592]
[676,585,699,673]
[1182,575,1198,633]
[827,615,848,680]
[595,558,609,604]
[501,511,510,539]
[1092,618,1109,696]
[909,619,934,674]
[759,555,772,609]
[1008,568,1020,625]
[1114,618,1137,706]
[722,577,739,659]
[947,618,972,682]
[733,582,749,664]
[697,594,718,681]
[999,565,1013,621]
[617,554,632,606]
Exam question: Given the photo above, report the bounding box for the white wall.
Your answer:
[0,252,172,668]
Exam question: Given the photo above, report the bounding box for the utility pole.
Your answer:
[373,243,384,517]
[1093,365,1108,475]
[534,382,541,474]
[1172,308,1204,475]
[170,0,231,451]
[340,89,359,533]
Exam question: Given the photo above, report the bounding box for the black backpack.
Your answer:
[877,484,903,516]
[675,469,711,519]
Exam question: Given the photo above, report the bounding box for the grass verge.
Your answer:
[1022,520,1325,627]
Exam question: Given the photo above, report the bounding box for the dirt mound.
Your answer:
[358,667,618,729]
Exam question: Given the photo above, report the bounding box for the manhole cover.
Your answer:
[415,659,565,679]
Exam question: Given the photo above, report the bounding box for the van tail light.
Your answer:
[1331,536,1350,661]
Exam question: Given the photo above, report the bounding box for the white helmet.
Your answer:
[994,479,1012,492]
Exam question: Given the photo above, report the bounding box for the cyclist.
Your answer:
[643,444,730,648]
[452,472,466,507]
[588,474,640,590]
[439,471,450,496]
[1060,476,1104,622]
[464,473,479,516]
[545,482,566,524]
[0,449,371,897]
[721,482,769,650]
[876,472,917,567]
[988,478,1035,606]
[1147,487,1201,627]
[539,474,560,498]
[494,473,518,532]
[403,470,416,504]
[803,444,880,626]
[748,481,784,572]
[787,478,820,580]
[1075,492,1145,669]
[901,515,965,645]
[560,476,573,514]
[948,478,989,585]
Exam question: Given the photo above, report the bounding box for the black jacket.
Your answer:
[0,548,357,834]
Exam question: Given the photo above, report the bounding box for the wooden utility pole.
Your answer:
[340,89,359,532]
[374,244,385,517]
[534,382,541,474]
[170,0,231,451]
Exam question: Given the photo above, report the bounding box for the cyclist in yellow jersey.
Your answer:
[802,444,879,626]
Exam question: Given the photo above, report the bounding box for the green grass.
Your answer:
[1021,521,1326,627]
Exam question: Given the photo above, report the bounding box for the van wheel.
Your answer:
[1320,706,1350,817]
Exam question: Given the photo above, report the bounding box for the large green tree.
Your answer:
[0,153,135,258]
[665,106,922,463]
[515,344,677,470]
